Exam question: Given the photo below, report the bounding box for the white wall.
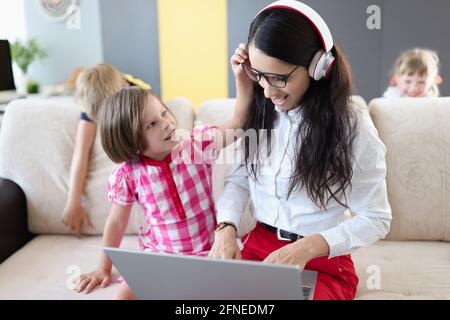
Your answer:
[0,0,26,41]
[24,0,104,85]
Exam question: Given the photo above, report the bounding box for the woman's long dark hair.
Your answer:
[243,9,358,210]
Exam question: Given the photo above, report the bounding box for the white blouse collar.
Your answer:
[274,104,302,120]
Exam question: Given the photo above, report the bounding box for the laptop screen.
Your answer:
[0,40,16,91]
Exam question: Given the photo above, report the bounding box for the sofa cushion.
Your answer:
[1,236,448,300]
[352,240,450,299]
[165,97,195,132]
[0,235,138,300]
[0,97,194,235]
[196,99,256,235]
[196,98,236,126]
[369,98,450,241]
[350,95,368,110]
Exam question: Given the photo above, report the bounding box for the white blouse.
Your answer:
[216,105,392,258]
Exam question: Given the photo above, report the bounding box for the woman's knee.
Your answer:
[313,274,356,300]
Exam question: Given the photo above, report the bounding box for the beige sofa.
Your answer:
[0,95,449,300]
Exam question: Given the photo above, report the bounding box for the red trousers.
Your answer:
[241,223,359,300]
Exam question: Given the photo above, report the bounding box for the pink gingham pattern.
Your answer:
[107,125,218,255]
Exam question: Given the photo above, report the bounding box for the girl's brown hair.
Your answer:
[99,87,177,164]
[98,87,149,163]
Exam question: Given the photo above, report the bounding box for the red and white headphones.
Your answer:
[257,0,336,81]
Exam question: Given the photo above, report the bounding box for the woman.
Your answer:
[208,0,391,300]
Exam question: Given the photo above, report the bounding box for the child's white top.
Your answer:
[383,86,435,98]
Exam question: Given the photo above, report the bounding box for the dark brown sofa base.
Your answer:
[0,178,34,263]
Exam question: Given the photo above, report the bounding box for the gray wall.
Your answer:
[306,0,384,101]
[24,0,104,85]
[228,0,384,100]
[227,0,272,98]
[228,0,449,101]
[99,0,160,96]
[24,0,450,100]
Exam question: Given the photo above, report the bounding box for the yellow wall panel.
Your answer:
[158,0,228,110]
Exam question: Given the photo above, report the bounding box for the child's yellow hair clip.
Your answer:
[123,74,152,90]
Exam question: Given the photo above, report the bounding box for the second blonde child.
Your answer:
[62,64,127,237]
[63,64,150,237]
[383,48,442,98]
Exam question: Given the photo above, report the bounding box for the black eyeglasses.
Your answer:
[241,62,301,88]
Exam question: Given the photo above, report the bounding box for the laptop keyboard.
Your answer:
[302,286,312,300]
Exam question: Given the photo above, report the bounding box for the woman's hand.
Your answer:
[263,235,330,271]
[208,227,241,259]
[62,204,94,238]
[231,43,254,97]
[74,268,112,294]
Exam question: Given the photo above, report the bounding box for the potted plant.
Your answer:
[10,38,47,94]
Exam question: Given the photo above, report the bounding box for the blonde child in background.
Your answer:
[62,64,149,237]
[383,48,442,98]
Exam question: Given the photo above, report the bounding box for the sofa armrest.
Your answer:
[0,178,34,263]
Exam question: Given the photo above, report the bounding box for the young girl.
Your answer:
[74,58,251,298]
[62,64,149,237]
[383,48,442,98]
[209,0,392,300]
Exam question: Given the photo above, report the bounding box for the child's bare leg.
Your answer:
[113,282,136,300]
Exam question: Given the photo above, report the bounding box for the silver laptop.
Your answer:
[0,90,23,105]
[104,247,317,300]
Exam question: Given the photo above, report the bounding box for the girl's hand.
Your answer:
[62,204,94,238]
[208,227,241,259]
[231,43,254,94]
[74,268,112,294]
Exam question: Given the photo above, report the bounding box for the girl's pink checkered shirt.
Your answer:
[107,125,218,255]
